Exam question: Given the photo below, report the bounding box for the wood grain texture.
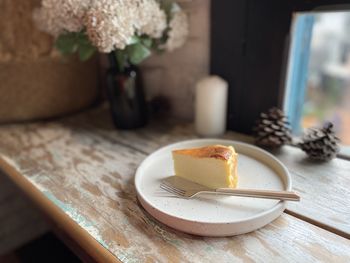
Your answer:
[0,105,349,262]
[272,146,350,238]
[82,108,350,239]
[0,158,120,263]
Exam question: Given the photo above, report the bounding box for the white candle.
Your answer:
[195,76,228,137]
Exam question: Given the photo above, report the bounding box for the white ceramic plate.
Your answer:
[135,139,291,236]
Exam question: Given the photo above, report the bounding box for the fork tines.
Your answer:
[160,181,185,197]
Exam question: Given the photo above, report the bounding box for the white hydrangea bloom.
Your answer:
[164,10,189,52]
[33,0,92,36]
[136,0,167,38]
[33,0,188,53]
[85,0,136,52]
[85,0,167,52]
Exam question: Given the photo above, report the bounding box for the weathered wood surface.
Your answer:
[0,105,349,262]
[79,107,350,239]
[273,146,350,238]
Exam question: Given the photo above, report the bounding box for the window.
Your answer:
[211,1,350,139]
[285,11,350,155]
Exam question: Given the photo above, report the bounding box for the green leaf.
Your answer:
[55,33,78,54]
[77,32,91,46]
[128,35,140,45]
[78,44,96,61]
[127,43,151,65]
[141,37,153,48]
[159,0,180,23]
[55,31,96,62]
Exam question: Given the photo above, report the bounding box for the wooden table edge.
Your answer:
[0,156,121,263]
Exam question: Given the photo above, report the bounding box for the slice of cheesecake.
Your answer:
[172,145,238,189]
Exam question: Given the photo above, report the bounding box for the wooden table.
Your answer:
[0,105,349,262]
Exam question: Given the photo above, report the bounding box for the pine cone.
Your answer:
[298,122,340,161]
[254,107,292,148]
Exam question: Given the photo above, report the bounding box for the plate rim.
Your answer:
[135,139,291,225]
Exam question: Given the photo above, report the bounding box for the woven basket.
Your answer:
[0,0,99,123]
[0,56,99,123]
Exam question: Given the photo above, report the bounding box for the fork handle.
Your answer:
[215,188,300,201]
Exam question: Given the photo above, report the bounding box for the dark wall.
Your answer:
[211,1,248,133]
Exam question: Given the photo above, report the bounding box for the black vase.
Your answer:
[106,54,148,129]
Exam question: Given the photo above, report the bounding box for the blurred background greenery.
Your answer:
[302,12,350,151]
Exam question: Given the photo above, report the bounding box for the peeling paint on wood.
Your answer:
[0,105,349,262]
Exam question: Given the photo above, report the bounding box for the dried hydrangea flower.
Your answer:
[136,0,167,38]
[85,0,137,52]
[33,0,188,54]
[164,10,189,52]
[85,0,167,52]
[33,0,92,36]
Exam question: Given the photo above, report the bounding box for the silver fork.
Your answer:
[160,176,300,201]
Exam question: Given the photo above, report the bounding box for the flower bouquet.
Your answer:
[33,0,189,128]
[34,0,188,68]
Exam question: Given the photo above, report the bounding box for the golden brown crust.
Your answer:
[172,145,235,161]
